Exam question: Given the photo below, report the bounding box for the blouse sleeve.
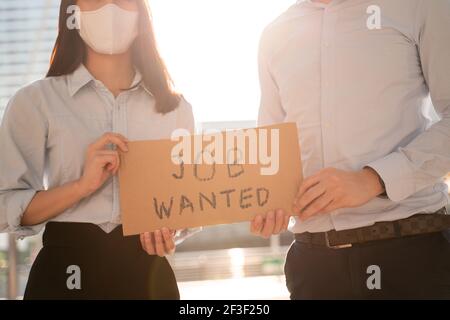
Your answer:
[0,86,47,238]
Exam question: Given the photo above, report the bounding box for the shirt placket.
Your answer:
[320,7,335,168]
[320,6,340,227]
[95,83,128,228]
[111,92,129,225]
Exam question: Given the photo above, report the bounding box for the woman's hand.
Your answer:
[250,209,291,239]
[21,132,129,226]
[76,132,129,198]
[140,228,176,257]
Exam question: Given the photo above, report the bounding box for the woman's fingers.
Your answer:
[141,230,177,257]
[140,233,147,252]
[94,154,119,175]
[162,228,175,255]
[154,230,166,257]
[96,150,120,156]
[93,150,121,175]
[91,132,129,153]
[105,162,115,172]
[143,232,155,255]
[96,150,120,172]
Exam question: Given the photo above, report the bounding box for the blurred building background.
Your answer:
[0,0,57,115]
[0,0,61,299]
[0,0,296,300]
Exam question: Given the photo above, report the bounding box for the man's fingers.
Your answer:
[162,228,175,254]
[320,201,339,215]
[251,211,289,237]
[296,174,321,203]
[92,133,129,153]
[144,232,155,255]
[300,193,334,221]
[294,183,326,214]
[154,230,165,257]
[282,215,290,231]
[273,209,285,234]
[261,211,276,239]
[250,215,264,235]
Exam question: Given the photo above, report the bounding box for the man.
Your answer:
[250,0,450,299]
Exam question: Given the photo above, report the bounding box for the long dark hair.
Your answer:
[47,0,180,114]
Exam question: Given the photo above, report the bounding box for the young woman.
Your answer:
[0,0,194,299]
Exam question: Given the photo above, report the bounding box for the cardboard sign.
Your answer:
[119,123,302,236]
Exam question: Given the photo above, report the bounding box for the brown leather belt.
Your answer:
[295,207,450,249]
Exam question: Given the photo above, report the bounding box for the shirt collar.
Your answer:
[67,63,145,97]
[67,64,94,97]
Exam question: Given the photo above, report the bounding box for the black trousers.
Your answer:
[285,230,450,299]
[24,222,180,300]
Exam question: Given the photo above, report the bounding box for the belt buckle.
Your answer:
[325,232,353,249]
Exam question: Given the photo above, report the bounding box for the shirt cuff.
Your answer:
[366,152,416,203]
[3,189,43,238]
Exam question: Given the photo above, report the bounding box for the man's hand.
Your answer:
[250,209,291,239]
[292,167,385,221]
[140,228,176,257]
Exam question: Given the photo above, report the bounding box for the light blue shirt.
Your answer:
[258,0,450,233]
[0,64,195,237]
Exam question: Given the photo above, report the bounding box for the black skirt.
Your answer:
[24,222,180,300]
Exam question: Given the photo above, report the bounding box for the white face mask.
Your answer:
[78,4,139,55]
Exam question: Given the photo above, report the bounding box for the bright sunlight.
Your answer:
[150,0,295,123]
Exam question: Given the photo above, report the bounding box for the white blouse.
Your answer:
[0,64,195,237]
